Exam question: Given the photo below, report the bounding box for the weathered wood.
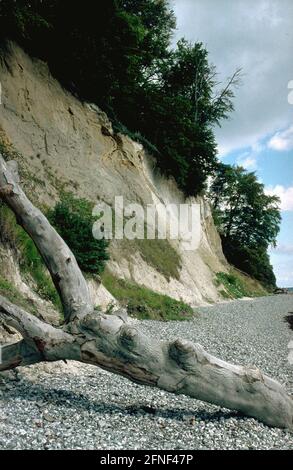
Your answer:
[0,295,79,362]
[1,154,293,430]
[76,313,293,430]
[0,154,93,322]
[0,340,41,371]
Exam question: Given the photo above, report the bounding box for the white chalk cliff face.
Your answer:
[0,42,228,307]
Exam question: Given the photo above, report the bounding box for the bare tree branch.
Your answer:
[212,68,242,105]
[0,295,77,361]
[77,313,293,430]
[0,340,41,371]
[0,154,93,322]
[0,155,292,430]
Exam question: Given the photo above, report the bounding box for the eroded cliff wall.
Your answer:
[0,42,229,307]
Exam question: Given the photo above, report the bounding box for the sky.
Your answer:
[172,0,293,287]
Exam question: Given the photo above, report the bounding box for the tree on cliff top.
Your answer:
[0,0,239,195]
[209,163,281,289]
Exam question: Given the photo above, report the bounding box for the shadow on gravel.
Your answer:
[2,379,239,424]
[285,312,293,331]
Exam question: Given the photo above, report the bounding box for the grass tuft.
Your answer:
[0,203,62,311]
[0,274,38,315]
[215,269,268,299]
[102,270,193,321]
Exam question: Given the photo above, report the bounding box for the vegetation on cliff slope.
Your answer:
[0,202,62,309]
[0,0,239,196]
[209,164,281,289]
[0,1,281,288]
[0,274,39,315]
[102,270,194,320]
[48,193,109,275]
[215,270,268,299]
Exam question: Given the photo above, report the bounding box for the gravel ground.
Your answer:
[0,294,293,450]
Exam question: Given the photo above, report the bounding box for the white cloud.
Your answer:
[236,153,257,170]
[265,185,293,211]
[235,141,265,170]
[268,125,293,151]
[172,0,293,156]
[269,253,293,287]
[240,156,257,170]
[270,244,293,255]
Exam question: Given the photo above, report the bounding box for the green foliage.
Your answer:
[221,240,277,291]
[0,140,13,161]
[215,271,267,299]
[1,2,275,292]
[113,120,160,158]
[135,238,182,281]
[48,193,109,274]
[209,164,281,289]
[117,39,240,194]
[109,208,182,282]
[0,0,238,196]
[115,237,182,282]
[0,202,62,310]
[210,164,281,247]
[102,271,193,321]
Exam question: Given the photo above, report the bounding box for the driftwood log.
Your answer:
[0,154,292,430]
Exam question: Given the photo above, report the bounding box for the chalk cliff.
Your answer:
[0,42,229,309]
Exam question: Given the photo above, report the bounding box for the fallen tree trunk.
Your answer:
[0,154,292,430]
